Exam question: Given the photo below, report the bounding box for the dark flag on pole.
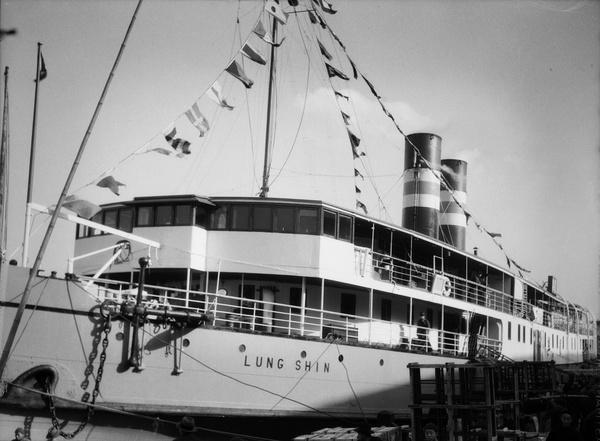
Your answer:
[39,53,47,81]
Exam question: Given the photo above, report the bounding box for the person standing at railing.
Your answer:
[416,312,431,352]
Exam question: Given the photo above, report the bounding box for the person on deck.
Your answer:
[546,409,582,441]
[422,423,439,441]
[13,428,31,441]
[173,416,202,441]
[416,312,431,352]
[354,423,381,441]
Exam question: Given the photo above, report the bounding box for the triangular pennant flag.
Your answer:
[163,127,192,156]
[312,8,327,29]
[225,60,254,89]
[241,42,266,65]
[356,200,368,214]
[354,168,364,180]
[63,196,101,219]
[486,230,502,238]
[361,74,381,99]
[207,81,234,110]
[347,55,358,79]
[185,102,210,137]
[253,20,285,47]
[352,147,365,159]
[317,40,332,61]
[510,258,531,273]
[308,10,317,24]
[265,0,288,25]
[341,111,350,125]
[334,90,349,100]
[330,30,346,50]
[355,186,361,194]
[325,63,349,80]
[313,0,337,14]
[96,175,125,196]
[288,0,299,6]
[347,129,360,148]
[148,146,184,158]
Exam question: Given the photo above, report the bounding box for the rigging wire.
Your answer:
[268,337,337,411]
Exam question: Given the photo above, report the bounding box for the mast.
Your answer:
[0,67,9,273]
[22,43,44,266]
[0,0,144,380]
[259,16,278,198]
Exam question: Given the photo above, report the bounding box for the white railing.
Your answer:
[81,276,495,357]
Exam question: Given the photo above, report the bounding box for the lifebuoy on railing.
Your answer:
[442,277,452,296]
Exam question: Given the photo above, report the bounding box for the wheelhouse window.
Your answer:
[210,205,228,230]
[274,206,295,233]
[338,214,353,242]
[104,209,118,229]
[137,206,153,227]
[90,212,103,236]
[231,205,251,231]
[119,208,133,232]
[323,210,336,237]
[155,205,173,226]
[297,207,318,234]
[174,205,192,226]
[253,205,272,231]
[195,205,208,228]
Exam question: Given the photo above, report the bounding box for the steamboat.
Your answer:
[0,0,596,439]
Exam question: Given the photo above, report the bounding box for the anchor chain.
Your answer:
[47,304,113,439]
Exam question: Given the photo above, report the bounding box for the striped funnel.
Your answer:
[440,159,468,250]
[402,133,442,238]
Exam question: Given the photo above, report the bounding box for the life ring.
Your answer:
[442,278,452,296]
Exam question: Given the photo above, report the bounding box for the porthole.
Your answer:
[183,339,190,348]
[379,359,384,366]
[338,354,344,362]
[239,344,246,353]
[300,351,307,358]
[115,332,124,341]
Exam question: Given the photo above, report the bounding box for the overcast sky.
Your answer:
[1,0,599,315]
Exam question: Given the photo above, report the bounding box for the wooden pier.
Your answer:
[408,361,557,441]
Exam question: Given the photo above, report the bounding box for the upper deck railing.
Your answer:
[357,248,579,335]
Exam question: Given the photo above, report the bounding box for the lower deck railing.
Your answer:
[82,276,499,358]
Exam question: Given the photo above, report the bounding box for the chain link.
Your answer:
[47,306,112,439]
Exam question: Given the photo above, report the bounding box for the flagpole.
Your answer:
[0,0,144,380]
[22,42,43,267]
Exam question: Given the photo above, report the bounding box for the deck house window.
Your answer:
[174,205,192,226]
[119,208,133,232]
[253,205,272,231]
[156,205,173,226]
[231,205,251,231]
[296,208,318,234]
[338,214,352,242]
[341,293,356,317]
[137,206,153,227]
[323,210,336,237]
[290,287,302,314]
[381,298,392,321]
[274,206,295,232]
